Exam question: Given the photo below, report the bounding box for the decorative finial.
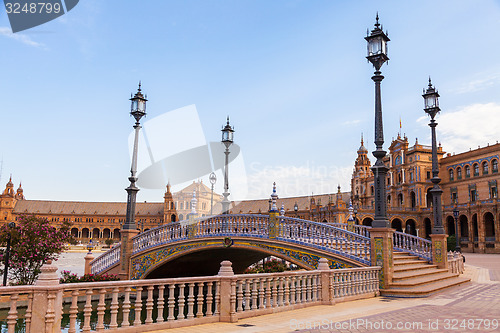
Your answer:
[375,12,380,28]
[138,81,142,92]
[227,116,230,125]
[428,76,432,87]
[361,133,364,146]
[270,182,278,211]
[338,184,341,193]
[280,204,285,216]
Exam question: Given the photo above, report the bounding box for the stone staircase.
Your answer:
[380,251,470,297]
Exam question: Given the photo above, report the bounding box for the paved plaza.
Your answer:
[152,253,500,333]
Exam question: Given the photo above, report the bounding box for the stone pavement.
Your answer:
[151,253,500,333]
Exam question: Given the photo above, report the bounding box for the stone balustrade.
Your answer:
[393,231,432,261]
[90,245,121,275]
[447,252,465,274]
[0,259,380,333]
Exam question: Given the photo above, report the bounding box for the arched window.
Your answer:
[483,161,489,175]
[493,159,498,173]
[473,163,479,177]
[387,195,391,206]
[449,169,454,181]
[465,165,470,178]
[370,186,374,195]
[398,172,402,184]
[457,167,462,179]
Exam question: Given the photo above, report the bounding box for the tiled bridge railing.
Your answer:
[1,259,380,333]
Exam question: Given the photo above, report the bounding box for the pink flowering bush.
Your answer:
[60,270,119,284]
[0,215,71,285]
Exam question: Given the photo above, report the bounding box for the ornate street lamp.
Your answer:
[353,205,358,224]
[209,172,217,216]
[453,206,461,252]
[123,82,147,231]
[365,14,391,228]
[221,117,234,214]
[3,222,16,286]
[423,78,445,234]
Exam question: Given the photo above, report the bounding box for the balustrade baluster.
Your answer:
[145,285,154,324]
[68,290,79,333]
[7,293,18,333]
[157,285,165,323]
[284,276,290,306]
[167,284,176,321]
[134,286,143,326]
[122,287,131,327]
[236,280,244,312]
[187,283,195,319]
[312,275,319,301]
[251,279,258,310]
[278,277,284,307]
[271,278,278,308]
[264,277,271,308]
[206,282,213,316]
[82,289,93,333]
[96,288,107,331]
[178,283,186,319]
[230,280,237,318]
[196,282,205,318]
[307,275,312,302]
[214,281,220,316]
[290,276,296,305]
[244,279,251,311]
[258,278,265,309]
[107,288,119,329]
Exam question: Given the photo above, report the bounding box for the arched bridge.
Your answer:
[91,214,382,279]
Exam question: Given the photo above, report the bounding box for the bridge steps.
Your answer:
[380,251,470,298]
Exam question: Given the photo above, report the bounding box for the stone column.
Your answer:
[430,234,448,269]
[32,260,63,333]
[119,229,139,280]
[318,258,334,305]
[84,250,94,275]
[370,228,394,289]
[477,212,486,252]
[218,261,237,323]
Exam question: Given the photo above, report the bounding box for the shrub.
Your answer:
[60,270,120,284]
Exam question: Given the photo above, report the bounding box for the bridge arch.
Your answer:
[132,236,362,280]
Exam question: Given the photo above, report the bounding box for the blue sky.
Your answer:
[1,0,500,202]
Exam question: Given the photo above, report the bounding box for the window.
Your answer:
[489,180,498,199]
[370,186,374,195]
[426,171,431,179]
[410,171,414,182]
[470,190,476,202]
[493,160,498,173]
[473,163,479,177]
[483,161,489,175]
[449,169,454,181]
[457,167,462,180]
[465,165,470,178]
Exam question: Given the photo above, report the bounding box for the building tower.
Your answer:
[163,182,176,223]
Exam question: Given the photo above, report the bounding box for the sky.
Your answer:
[1,0,500,203]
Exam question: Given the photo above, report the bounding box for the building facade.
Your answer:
[1,139,498,253]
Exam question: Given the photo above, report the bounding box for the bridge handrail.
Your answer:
[393,231,432,261]
[90,243,121,274]
[329,223,371,237]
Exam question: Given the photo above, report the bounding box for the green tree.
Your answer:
[0,215,71,285]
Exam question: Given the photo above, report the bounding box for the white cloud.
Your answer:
[450,71,500,94]
[246,162,353,199]
[418,103,500,154]
[0,27,46,48]
[342,119,363,126]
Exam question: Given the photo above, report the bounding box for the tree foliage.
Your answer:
[0,215,71,285]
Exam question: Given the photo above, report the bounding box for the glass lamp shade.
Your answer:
[367,35,387,57]
[294,204,298,212]
[424,93,439,109]
[131,98,146,113]
[222,129,233,143]
[453,208,459,219]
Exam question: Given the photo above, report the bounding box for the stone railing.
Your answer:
[447,251,465,274]
[0,259,380,333]
[90,244,121,274]
[393,231,432,261]
[330,223,371,238]
[121,214,371,267]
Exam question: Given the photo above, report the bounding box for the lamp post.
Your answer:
[209,172,216,216]
[123,82,147,231]
[365,14,390,228]
[423,78,445,234]
[3,222,16,286]
[453,206,461,252]
[221,117,234,214]
[353,205,358,224]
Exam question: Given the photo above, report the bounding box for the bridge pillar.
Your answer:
[218,261,237,323]
[370,228,394,289]
[119,229,139,280]
[430,234,448,269]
